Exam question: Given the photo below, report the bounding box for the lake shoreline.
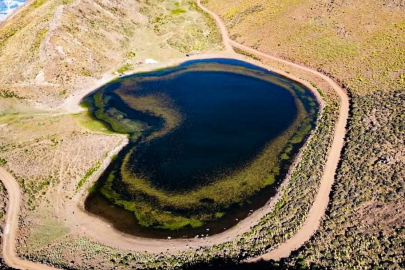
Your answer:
[81,58,318,237]
[59,51,326,253]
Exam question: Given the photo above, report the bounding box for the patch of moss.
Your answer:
[117,64,132,74]
[171,8,186,15]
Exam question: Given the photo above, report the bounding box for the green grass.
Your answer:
[72,111,113,134]
[25,218,68,252]
[76,161,102,191]
[171,8,186,15]
[117,63,132,74]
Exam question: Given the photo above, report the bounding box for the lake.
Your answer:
[84,59,319,238]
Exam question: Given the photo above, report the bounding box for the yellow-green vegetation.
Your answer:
[117,112,305,229]
[30,27,48,56]
[117,64,132,74]
[125,51,136,58]
[203,0,405,268]
[25,218,68,252]
[32,0,46,9]
[116,89,183,140]
[76,161,101,191]
[92,64,318,230]
[0,89,24,99]
[171,8,186,15]
[92,91,147,136]
[72,111,112,134]
[19,177,54,211]
[0,158,7,166]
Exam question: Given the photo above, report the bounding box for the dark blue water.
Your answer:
[125,68,297,191]
[84,59,319,237]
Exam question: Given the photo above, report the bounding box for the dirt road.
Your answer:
[195,0,349,261]
[232,41,349,261]
[0,0,348,268]
[0,168,59,270]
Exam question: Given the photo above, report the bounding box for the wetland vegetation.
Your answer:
[84,59,319,232]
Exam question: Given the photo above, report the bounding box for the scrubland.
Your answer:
[0,0,403,268]
[203,0,405,268]
[13,49,341,269]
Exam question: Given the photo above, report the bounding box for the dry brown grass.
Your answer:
[0,0,222,108]
[203,0,405,267]
[0,112,122,210]
[205,0,405,95]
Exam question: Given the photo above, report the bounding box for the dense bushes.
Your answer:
[285,90,405,269]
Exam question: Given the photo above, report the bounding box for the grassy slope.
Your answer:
[205,0,404,95]
[1,0,403,269]
[0,0,222,107]
[204,0,405,268]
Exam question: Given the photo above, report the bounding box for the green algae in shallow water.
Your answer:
[84,59,319,232]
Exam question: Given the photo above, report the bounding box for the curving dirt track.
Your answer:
[195,0,349,260]
[0,168,59,270]
[232,41,349,261]
[0,0,349,268]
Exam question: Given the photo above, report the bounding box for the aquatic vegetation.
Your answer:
[84,59,319,231]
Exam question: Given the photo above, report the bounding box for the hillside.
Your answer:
[204,0,405,268]
[0,0,222,268]
[0,0,403,269]
[204,0,404,95]
[0,0,222,108]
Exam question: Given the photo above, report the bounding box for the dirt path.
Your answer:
[195,0,234,53]
[195,1,349,261]
[63,49,330,254]
[0,0,348,268]
[234,41,349,261]
[0,168,59,270]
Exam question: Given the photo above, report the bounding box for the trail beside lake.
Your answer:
[0,0,349,268]
[0,168,60,270]
[196,0,349,260]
